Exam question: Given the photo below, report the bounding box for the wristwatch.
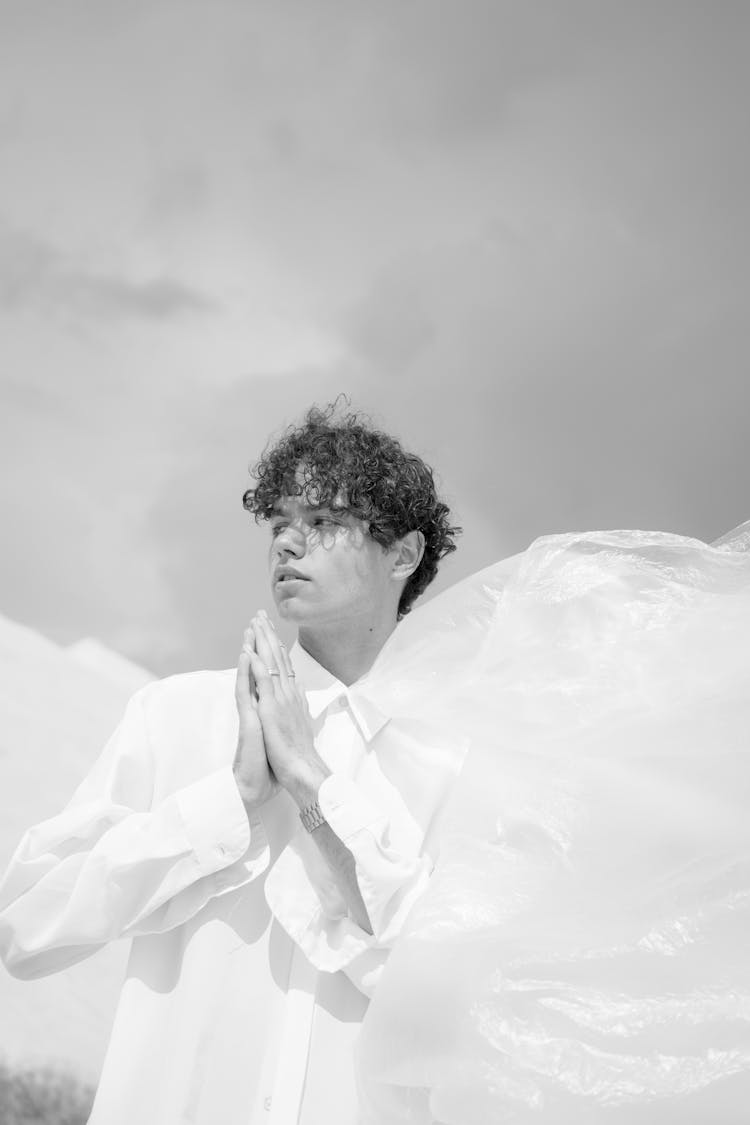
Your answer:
[299,799,326,833]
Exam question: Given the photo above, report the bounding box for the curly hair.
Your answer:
[243,401,461,617]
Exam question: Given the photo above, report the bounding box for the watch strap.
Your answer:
[299,799,326,833]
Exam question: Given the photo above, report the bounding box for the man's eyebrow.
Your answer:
[268,496,350,518]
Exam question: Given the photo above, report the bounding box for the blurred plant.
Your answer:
[0,1057,95,1125]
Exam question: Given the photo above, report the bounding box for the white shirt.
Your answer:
[0,643,463,1124]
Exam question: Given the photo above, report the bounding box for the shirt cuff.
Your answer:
[317,772,433,945]
[317,773,386,841]
[174,765,265,874]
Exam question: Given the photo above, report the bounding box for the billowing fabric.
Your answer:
[355,522,750,1123]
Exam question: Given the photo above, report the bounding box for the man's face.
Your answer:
[267,495,396,628]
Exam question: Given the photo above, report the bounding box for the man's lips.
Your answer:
[274,566,309,583]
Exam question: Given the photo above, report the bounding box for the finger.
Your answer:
[276,634,295,679]
[259,614,297,701]
[243,625,259,698]
[258,611,290,681]
[251,613,275,666]
[282,648,304,702]
[247,649,274,703]
[252,613,284,695]
[260,618,304,707]
[298,683,311,715]
[235,650,257,711]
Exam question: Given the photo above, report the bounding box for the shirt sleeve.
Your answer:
[0,686,270,980]
[317,773,434,945]
[264,770,437,997]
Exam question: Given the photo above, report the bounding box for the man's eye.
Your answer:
[270,524,288,537]
[313,517,338,528]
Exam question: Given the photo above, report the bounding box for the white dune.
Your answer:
[0,614,154,1083]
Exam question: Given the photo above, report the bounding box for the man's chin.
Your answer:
[273,593,333,629]
[273,594,308,623]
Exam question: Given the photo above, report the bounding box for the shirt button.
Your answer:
[263,1095,272,1111]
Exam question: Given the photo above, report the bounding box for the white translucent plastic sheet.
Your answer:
[355,523,750,1123]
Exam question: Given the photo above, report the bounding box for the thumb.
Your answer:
[235,649,258,712]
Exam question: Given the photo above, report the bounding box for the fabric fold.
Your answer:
[355,522,750,1124]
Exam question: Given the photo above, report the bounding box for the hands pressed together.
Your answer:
[233,613,374,934]
[233,611,328,812]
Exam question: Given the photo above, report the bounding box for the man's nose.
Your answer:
[274,525,307,559]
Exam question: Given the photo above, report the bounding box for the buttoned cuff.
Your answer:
[175,766,266,875]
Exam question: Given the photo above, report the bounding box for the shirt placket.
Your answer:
[266,944,318,1125]
[260,696,349,1125]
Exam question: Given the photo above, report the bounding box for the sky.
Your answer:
[0,0,748,676]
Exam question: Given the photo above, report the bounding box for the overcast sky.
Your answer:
[1,0,748,675]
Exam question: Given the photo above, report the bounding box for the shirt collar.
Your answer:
[289,641,390,743]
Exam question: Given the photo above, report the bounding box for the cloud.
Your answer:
[73,274,215,321]
[0,0,748,678]
[0,222,216,322]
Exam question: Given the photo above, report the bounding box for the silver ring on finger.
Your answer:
[268,670,281,677]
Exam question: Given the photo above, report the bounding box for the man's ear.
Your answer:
[391,530,425,581]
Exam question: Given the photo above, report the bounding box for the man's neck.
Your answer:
[297,616,397,686]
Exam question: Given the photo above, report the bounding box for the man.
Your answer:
[0,404,461,1124]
